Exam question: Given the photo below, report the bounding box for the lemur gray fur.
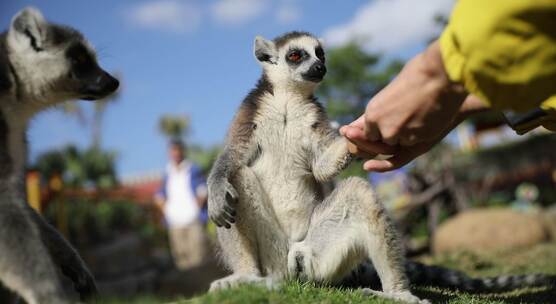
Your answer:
[0,7,119,304]
[207,31,556,303]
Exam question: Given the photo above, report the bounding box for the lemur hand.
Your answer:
[208,179,238,229]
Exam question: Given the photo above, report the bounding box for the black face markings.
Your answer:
[66,43,98,79]
[315,46,325,63]
[311,121,319,130]
[286,48,308,65]
[65,42,119,100]
[302,61,327,82]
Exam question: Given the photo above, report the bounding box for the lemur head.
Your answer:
[254,31,326,91]
[6,7,119,106]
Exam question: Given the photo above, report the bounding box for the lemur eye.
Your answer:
[288,51,302,62]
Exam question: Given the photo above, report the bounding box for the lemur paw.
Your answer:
[208,180,238,228]
[361,289,430,304]
[209,274,279,292]
[287,242,313,280]
[60,262,98,300]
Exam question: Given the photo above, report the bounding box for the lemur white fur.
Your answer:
[0,7,119,304]
[207,32,428,304]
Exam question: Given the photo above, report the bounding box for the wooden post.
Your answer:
[26,170,42,213]
[50,174,67,237]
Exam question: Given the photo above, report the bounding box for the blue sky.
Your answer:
[0,0,453,177]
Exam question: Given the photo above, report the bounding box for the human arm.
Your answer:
[342,1,556,172]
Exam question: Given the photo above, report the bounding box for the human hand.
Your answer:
[358,41,467,147]
[342,123,440,172]
[341,94,489,172]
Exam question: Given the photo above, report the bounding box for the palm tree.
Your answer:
[158,114,190,141]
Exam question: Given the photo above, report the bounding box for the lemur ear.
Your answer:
[10,7,48,52]
[254,36,277,64]
[318,38,325,47]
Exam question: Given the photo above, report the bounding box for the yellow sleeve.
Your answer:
[440,0,556,131]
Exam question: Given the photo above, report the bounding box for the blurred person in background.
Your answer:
[342,0,556,171]
[154,140,209,270]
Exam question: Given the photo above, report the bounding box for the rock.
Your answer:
[433,208,548,254]
[542,205,556,241]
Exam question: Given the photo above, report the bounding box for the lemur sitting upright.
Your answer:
[0,7,119,304]
[207,31,555,304]
[207,31,427,304]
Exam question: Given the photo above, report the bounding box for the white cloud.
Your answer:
[127,0,202,33]
[275,4,301,24]
[211,0,269,25]
[324,0,454,52]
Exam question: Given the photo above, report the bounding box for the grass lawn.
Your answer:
[99,242,556,304]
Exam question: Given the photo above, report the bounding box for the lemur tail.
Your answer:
[341,261,556,292]
[405,261,555,292]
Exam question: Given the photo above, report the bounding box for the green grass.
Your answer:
[98,243,556,304]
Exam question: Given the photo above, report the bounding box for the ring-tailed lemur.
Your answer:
[0,7,119,304]
[207,31,427,304]
[207,31,556,304]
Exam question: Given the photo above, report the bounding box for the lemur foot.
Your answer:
[209,274,279,292]
[208,180,238,228]
[361,288,430,304]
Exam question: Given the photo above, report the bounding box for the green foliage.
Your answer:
[188,282,392,304]
[34,145,118,189]
[317,43,403,122]
[43,199,164,248]
[189,145,222,175]
[338,159,368,179]
[34,150,66,178]
[183,243,556,304]
[159,114,190,140]
[80,147,118,189]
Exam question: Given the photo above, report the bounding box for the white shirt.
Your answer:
[163,161,200,228]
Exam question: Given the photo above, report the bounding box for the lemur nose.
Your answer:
[314,62,325,72]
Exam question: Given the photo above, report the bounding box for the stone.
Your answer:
[433,208,548,254]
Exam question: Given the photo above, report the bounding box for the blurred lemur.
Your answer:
[0,7,119,304]
[207,31,555,304]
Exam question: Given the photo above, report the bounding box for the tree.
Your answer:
[34,145,118,189]
[158,114,190,141]
[317,43,403,124]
